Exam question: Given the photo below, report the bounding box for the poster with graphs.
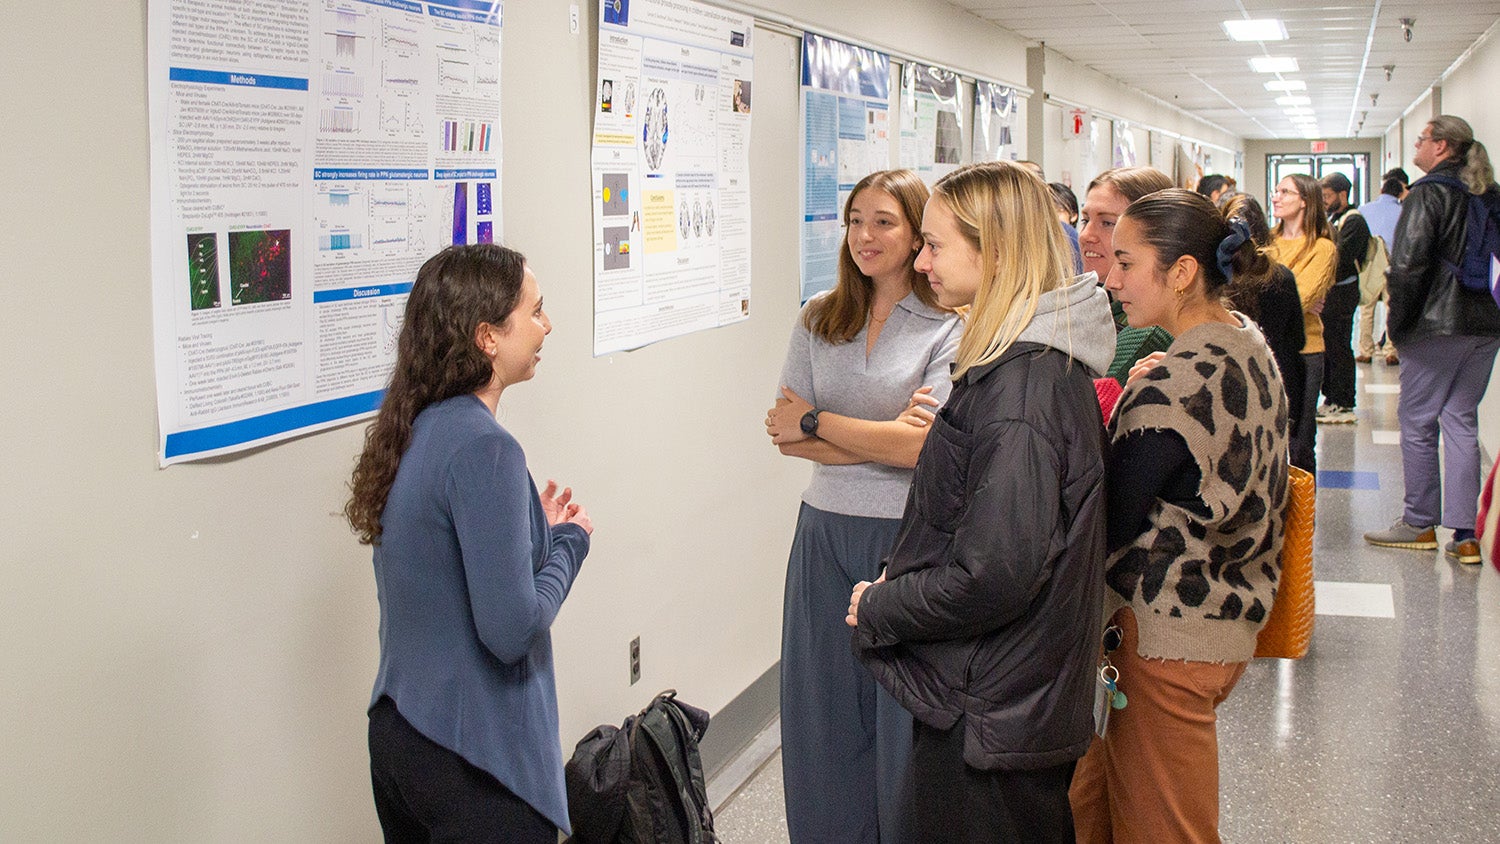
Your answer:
[899,61,962,185]
[591,0,754,355]
[147,0,504,465]
[799,33,891,302]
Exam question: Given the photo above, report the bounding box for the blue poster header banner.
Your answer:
[429,5,499,25]
[313,168,429,180]
[801,32,889,100]
[434,168,498,180]
[313,282,414,303]
[163,390,385,459]
[354,0,423,12]
[168,68,309,90]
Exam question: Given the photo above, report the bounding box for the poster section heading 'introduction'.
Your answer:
[799,33,891,303]
[972,81,1018,164]
[899,61,962,186]
[148,0,504,466]
[591,0,754,356]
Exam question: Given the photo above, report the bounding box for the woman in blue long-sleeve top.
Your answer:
[346,243,593,842]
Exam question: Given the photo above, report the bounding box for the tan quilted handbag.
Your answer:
[1255,464,1316,659]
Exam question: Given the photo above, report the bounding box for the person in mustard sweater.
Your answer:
[1267,173,1336,473]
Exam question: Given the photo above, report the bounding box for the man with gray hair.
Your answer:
[1364,115,1500,565]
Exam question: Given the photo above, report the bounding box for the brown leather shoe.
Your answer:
[1446,539,1482,565]
[1384,352,1400,365]
[1355,354,1372,363]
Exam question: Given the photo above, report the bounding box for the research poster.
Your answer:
[591,0,755,355]
[973,81,1017,163]
[800,33,891,301]
[148,0,504,466]
[898,62,962,185]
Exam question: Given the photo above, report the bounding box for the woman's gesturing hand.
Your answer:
[541,479,594,534]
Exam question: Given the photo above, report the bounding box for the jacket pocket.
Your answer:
[912,414,973,532]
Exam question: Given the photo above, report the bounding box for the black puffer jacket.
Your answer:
[853,341,1108,772]
[1387,158,1500,344]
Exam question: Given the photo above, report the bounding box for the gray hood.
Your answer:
[1016,271,1117,377]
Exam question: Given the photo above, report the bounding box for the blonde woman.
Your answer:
[847,161,1114,842]
[1268,173,1336,472]
[764,169,961,842]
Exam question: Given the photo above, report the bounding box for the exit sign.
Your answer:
[1310,141,1328,153]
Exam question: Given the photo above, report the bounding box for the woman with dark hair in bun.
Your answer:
[1070,189,1290,843]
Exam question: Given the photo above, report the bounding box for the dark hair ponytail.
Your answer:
[1122,188,1275,299]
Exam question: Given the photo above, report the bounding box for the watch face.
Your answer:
[800,410,818,435]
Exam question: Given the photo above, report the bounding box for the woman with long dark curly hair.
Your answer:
[347,243,592,842]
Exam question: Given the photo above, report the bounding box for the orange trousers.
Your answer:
[1068,609,1247,844]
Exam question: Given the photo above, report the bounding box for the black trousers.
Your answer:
[899,717,1076,844]
[1321,281,1360,408]
[368,696,555,844]
[1292,352,1324,474]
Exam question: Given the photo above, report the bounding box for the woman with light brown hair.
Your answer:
[1078,166,1177,383]
[1269,172,1337,473]
[763,168,961,842]
[847,160,1114,841]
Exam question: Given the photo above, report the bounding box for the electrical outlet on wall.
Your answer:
[629,636,641,685]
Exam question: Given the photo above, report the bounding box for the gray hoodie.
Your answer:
[1015,271,1117,377]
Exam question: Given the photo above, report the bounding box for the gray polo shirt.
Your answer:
[777,291,962,519]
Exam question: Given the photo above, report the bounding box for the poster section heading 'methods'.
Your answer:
[148,0,504,465]
[591,0,754,355]
[799,32,890,303]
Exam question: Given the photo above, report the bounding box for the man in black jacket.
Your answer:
[1317,172,1370,424]
[1364,115,1500,565]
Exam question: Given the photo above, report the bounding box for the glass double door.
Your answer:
[1267,152,1370,210]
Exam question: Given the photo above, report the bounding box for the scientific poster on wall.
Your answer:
[590,0,754,355]
[1112,119,1137,167]
[972,81,1017,163]
[148,0,504,466]
[800,33,891,302]
[899,62,962,185]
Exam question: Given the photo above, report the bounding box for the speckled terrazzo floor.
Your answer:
[714,361,1500,843]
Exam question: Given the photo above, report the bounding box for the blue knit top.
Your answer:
[369,393,590,832]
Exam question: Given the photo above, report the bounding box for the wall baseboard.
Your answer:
[699,661,780,807]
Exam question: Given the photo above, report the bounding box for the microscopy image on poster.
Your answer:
[187,233,221,311]
[228,229,293,305]
[591,0,754,355]
[148,0,504,465]
[899,61,962,185]
[799,33,890,302]
[973,81,1018,163]
[1113,119,1138,167]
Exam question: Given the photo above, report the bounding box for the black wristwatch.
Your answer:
[799,409,823,437]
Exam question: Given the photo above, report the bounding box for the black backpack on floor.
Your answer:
[565,689,718,844]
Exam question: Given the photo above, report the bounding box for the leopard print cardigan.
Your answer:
[1105,316,1291,663]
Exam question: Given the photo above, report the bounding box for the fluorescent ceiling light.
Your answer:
[1223,19,1289,41]
[1251,56,1299,73]
[1276,95,1312,106]
[1265,80,1308,92]
[1284,107,1315,116]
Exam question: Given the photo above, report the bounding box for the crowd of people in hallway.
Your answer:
[335,114,1499,842]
